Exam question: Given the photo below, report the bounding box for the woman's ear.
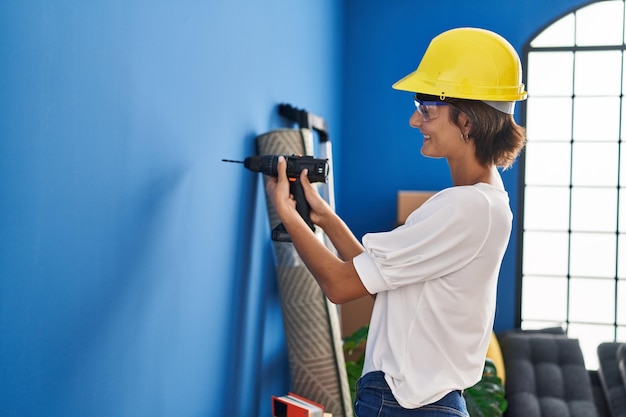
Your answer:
[457,112,472,137]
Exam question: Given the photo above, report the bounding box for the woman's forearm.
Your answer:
[280,208,370,304]
[317,211,365,261]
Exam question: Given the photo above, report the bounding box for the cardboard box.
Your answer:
[340,296,374,361]
[397,191,436,224]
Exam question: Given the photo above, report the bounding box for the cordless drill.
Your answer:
[222,154,329,242]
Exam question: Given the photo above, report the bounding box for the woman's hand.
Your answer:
[299,168,332,228]
[265,155,332,227]
[265,156,297,220]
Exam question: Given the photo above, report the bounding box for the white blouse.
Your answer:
[352,183,512,408]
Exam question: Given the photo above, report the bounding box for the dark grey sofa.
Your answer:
[597,342,626,417]
[499,331,598,417]
[498,330,626,417]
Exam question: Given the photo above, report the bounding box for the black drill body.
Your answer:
[224,154,329,242]
[243,155,328,183]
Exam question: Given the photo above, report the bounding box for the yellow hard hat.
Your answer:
[393,27,527,104]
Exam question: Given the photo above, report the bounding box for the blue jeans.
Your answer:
[354,372,469,417]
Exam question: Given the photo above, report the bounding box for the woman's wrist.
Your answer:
[315,209,338,231]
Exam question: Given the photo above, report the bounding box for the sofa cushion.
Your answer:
[598,342,626,417]
[499,332,598,417]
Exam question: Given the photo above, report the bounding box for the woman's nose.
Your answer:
[409,109,423,128]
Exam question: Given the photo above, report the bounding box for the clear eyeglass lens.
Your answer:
[413,98,445,122]
[413,100,435,121]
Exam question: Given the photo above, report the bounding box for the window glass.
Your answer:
[573,97,621,141]
[528,52,574,95]
[575,51,622,96]
[571,142,619,187]
[570,187,617,232]
[531,13,575,47]
[618,326,626,341]
[622,54,626,95]
[618,194,626,233]
[576,1,624,46]
[569,278,616,323]
[568,324,615,369]
[522,231,569,276]
[524,142,571,186]
[620,142,626,186]
[522,321,566,331]
[526,97,572,141]
[524,186,570,230]
[621,102,626,137]
[521,276,568,321]
[617,235,626,276]
[569,232,616,278]
[618,280,626,324]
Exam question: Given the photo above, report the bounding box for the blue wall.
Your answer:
[0,1,341,416]
[0,1,590,416]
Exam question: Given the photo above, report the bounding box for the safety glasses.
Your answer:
[413,94,448,121]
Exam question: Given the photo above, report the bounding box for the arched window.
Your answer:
[521,0,626,369]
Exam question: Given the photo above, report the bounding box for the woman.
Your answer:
[266,27,527,416]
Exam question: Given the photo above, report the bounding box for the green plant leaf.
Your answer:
[343,325,369,402]
[343,325,369,355]
[463,359,507,417]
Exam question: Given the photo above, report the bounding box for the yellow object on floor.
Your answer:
[486,332,506,384]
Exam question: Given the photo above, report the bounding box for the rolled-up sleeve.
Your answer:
[353,251,388,294]
[352,188,492,293]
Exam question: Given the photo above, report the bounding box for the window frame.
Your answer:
[518,0,626,369]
